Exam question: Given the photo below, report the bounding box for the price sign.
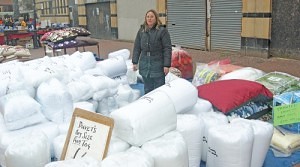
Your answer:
[61,108,114,160]
[273,102,300,126]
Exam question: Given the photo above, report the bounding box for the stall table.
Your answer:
[3,30,34,46]
[44,37,100,56]
[0,34,4,45]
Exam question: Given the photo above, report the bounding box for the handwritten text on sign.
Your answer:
[273,102,300,126]
[65,117,110,159]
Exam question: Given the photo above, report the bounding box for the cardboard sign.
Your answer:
[273,102,300,126]
[61,108,114,160]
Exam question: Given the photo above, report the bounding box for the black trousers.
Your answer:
[142,75,165,94]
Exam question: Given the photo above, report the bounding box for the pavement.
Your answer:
[26,39,300,78]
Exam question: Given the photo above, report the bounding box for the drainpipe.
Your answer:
[206,0,211,51]
[32,0,39,48]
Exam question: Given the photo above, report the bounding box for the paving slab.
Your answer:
[24,39,300,78]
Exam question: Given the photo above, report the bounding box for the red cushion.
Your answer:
[197,79,273,114]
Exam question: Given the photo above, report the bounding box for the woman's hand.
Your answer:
[133,64,138,71]
[164,67,169,75]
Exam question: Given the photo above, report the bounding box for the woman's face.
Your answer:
[146,11,156,28]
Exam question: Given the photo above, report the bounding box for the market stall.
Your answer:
[2,30,33,46]
[40,27,99,57]
[0,46,299,167]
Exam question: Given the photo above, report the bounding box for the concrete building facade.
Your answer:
[4,0,300,59]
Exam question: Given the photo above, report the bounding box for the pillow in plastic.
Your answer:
[273,90,300,134]
[256,71,299,95]
[227,101,271,119]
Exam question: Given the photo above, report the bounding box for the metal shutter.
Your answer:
[211,0,242,51]
[167,0,206,49]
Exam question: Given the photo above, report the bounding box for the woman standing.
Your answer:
[132,9,172,94]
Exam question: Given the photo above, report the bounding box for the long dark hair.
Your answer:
[142,9,162,32]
